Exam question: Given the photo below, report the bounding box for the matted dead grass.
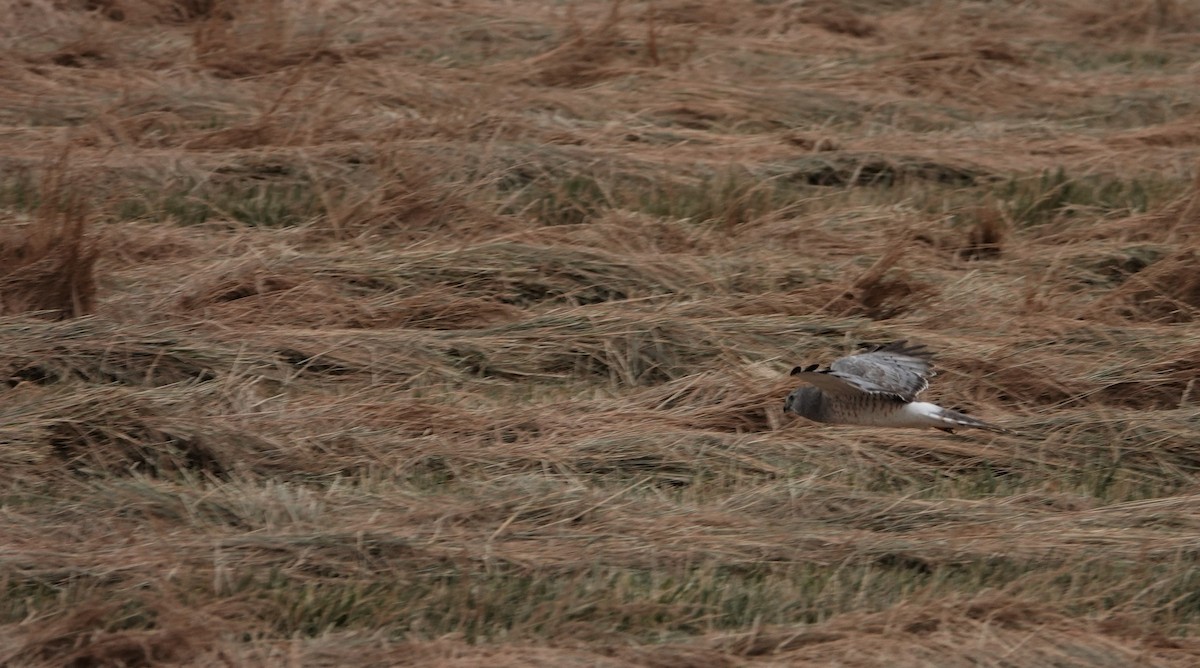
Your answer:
[2,0,1200,666]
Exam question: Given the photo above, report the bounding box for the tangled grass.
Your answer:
[2,0,1200,665]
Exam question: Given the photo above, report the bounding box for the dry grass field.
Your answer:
[2,0,1200,665]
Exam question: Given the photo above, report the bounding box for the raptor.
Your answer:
[783,341,1012,434]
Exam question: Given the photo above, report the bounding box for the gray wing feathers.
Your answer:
[788,370,870,398]
[795,341,935,402]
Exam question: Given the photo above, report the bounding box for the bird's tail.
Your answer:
[934,406,1018,435]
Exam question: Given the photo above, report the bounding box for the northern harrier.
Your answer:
[783,341,1012,434]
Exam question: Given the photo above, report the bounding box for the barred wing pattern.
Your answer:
[785,340,1015,434]
[789,341,934,402]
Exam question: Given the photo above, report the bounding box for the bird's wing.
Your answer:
[787,368,869,398]
[790,341,934,402]
[828,340,935,401]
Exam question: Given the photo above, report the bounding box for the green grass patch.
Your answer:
[995,169,1180,227]
[499,167,808,227]
[114,178,321,227]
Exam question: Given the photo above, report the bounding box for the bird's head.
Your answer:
[783,386,823,420]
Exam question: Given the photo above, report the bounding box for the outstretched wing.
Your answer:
[790,340,934,402]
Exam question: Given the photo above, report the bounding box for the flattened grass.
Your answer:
[3,0,1200,666]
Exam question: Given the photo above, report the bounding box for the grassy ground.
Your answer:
[2,0,1200,665]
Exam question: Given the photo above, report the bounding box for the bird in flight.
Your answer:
[783,341,1013,434]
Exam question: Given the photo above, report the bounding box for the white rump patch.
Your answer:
[899,402,957,429]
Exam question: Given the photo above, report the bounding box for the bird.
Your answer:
[783,340,1013,434]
